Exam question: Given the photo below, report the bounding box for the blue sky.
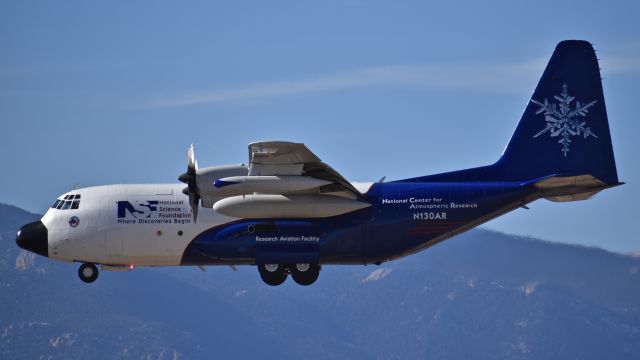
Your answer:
[1,1,638,253]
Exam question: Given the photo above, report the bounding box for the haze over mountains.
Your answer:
[1,203,639,359]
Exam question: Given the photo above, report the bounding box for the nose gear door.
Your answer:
[105,228,123,257]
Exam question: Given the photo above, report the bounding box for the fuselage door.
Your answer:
[105,228,123,257]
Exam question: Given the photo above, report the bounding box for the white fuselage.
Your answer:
[44,184,232,266]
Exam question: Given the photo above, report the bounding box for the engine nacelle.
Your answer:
[194,165,248,207]
[213,176,332,197]
[213,194,371,218]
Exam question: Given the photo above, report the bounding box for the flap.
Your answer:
[247,141,364,198]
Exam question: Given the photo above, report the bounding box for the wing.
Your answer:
[247,141,363,199]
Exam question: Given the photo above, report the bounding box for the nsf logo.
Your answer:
[117,200,159,219]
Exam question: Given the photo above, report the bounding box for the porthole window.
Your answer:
[178,230,183,236]
[156,230,162,236]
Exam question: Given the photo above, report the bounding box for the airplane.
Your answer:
[16,40,622,286]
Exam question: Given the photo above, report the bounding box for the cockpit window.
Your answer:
[53,194,82,210]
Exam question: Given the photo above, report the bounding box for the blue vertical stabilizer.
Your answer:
[497,40,619,184]
[401,40,620,185]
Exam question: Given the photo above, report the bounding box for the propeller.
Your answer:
[178,144,200,223]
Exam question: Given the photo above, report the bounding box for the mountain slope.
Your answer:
[0,203,40,233]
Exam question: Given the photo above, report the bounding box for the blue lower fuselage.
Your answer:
[181,181,536,265]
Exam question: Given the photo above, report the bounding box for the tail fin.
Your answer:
[497,40,619,184]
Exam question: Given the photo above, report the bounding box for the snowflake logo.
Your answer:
[531,83,598,156]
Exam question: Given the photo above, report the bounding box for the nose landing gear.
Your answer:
[257,263,320,286]
[78,263,99,283]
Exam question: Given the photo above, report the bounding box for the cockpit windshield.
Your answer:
[51,194,81,210]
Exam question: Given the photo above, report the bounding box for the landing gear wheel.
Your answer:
[78,263,99,283]
[258,263,287,286]
[291,263,320,286]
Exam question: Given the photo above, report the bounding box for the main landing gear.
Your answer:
[78,263,99,283]
[258,263,320,286]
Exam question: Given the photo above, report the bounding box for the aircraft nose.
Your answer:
[16,220,48,257]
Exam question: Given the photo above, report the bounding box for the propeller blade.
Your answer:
[180,144,200,223]
[178,172,193,184]
[179,144,197,183]
[187,144,198,173]
[189,192,200,224]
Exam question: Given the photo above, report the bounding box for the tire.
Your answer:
[291,263,320,286]
[78,263,99,283]
[258,263,287,286]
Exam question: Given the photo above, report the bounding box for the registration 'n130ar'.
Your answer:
[413,212,447,220]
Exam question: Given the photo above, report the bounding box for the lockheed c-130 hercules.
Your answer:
[16,40,622,286]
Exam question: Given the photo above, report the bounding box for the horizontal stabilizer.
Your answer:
[533,174,622,202]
